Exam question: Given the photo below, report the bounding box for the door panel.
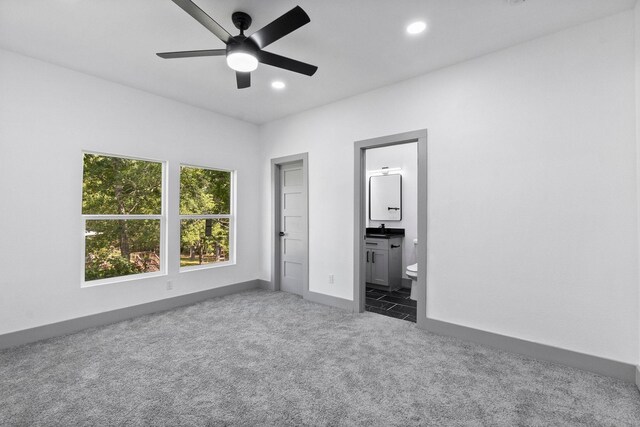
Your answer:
[284,215,302,232]
[284,238,303,258]
[370,249,388,286]
[284,192,302,209]
[283,167,303,186]
[284,261,303,280]
[280,161,305,296]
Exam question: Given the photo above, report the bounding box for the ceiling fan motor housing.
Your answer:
[232,11,252,33]
[228,11,258,55]
[226,35,259,56]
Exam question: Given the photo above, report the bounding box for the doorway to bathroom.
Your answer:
[271,153,309,297]
[364,143,418,322]
[354,130,427,327]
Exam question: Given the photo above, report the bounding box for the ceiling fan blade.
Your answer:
[249,6,310,50]
[257,50,317,76]
[156,49,226,59]
[171,0,232,44]
[236,72,251,89]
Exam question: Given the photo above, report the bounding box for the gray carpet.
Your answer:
[1,290,639,426]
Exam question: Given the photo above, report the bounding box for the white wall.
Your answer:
[635,0,640,367]
[366,143,418,279]
[0,49,261,335]
[259,12,639,363]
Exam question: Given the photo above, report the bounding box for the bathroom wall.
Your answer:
[0,49,261,335]
[635,0,640,369]
[366,143,418,282]
[259,12,639,364]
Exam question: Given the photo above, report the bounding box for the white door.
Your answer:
[280,161,305,295]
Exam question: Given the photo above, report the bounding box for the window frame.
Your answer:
[179,163,236,272]
[80,151,168,287]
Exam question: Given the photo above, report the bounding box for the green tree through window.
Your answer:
[82,153,164,282]
[180,166,232,267]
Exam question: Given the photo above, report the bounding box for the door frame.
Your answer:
[271,153,309,298]
[354,130,427,328]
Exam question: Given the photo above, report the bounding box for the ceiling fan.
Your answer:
[157,0,318,89]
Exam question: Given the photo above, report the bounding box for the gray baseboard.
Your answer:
[257,279,272,290]
[305,290,355,312]
[423,318,636,383]
[636,366,640,391]
[0,280,261,350]
[258,279,355,312]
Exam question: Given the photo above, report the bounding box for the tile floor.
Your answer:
[365,286,416,322]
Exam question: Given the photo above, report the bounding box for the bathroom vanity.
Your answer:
[364,228,404,291]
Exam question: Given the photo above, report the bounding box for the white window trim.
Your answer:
[81,151,168,287]
[179,164,236,272]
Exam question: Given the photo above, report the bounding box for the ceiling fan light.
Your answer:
[226,52,258,72]
[406,21,427,35]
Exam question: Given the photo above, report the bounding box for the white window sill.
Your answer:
[179,260,236,273]
[81,270,167,288]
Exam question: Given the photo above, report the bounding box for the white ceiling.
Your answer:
[0,0,635,124]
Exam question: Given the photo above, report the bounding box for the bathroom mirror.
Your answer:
[369,174,402,221]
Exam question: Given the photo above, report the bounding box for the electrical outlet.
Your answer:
[166,280,173,290]
[328,274,334,284]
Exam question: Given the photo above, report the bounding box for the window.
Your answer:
[180,165,234,269]
[82,153,165,284]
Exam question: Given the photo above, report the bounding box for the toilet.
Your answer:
[406,263,418,300]
[406,238,418,300]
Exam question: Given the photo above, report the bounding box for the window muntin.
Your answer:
[82,153,165,285]
[179,165,234,269]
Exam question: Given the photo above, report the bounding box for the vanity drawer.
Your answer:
[365,238,389,249]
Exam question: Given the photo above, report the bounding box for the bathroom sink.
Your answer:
[365,228,405,238]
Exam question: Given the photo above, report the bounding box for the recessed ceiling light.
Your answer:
[406,21,427,35]
[271,81,286,90]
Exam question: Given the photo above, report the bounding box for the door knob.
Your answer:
[279,232,285,237]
